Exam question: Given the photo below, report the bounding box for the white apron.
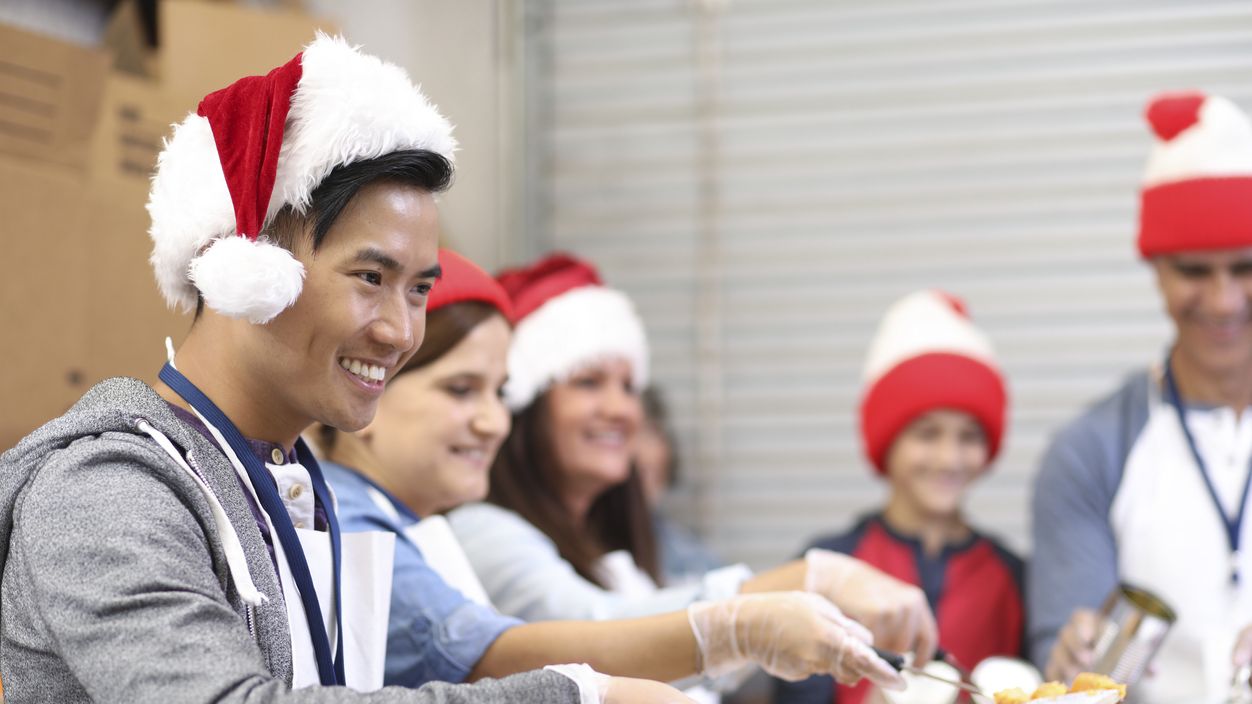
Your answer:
[200,415,396,692]
[1111,378,1252,703]
[366,487,492,608]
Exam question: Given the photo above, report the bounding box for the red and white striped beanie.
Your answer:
[1139,91,1252,257]
[859,290,1007,474]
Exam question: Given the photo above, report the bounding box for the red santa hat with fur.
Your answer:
[147,34,456,324]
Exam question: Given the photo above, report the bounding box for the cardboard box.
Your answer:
[160,0,336,104]
[0,23,109,170]
[84,73,192,386]
[0,158,91,451]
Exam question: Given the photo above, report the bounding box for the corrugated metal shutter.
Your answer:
[523,0,1252,567]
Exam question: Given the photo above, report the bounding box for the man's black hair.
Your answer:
[194,149,453,318]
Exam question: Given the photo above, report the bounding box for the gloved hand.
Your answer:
[1044,608,1101,683]
[804,548,937,663]
[1236,624,1252,668]
[687,591,906,689]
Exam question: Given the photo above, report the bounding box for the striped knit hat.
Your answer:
[859,290,1007,474]
[1139,91,1252,257]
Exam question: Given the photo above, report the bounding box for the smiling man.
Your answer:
[1030,92,1252,703]
[0,34,688,703]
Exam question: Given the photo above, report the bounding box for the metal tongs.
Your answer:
[873,647,993,702]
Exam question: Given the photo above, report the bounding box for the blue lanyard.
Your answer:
[1163,359,1252,585]
[159,363,346,684]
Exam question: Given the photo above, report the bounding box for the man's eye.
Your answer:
[357,271,382,285]
[413,282,434,296]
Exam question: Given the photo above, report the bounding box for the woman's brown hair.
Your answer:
[314,300,501,454]
[487,390,660,587]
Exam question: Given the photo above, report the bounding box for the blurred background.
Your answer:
[3,0,1251,571]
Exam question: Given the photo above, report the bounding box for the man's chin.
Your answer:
[320,404,379,434]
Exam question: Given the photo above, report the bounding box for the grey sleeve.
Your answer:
[1027,394,1137,669]
[12,445,580,704]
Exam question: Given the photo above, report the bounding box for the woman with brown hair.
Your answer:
[447,253,940,654]
[318,249,914,699]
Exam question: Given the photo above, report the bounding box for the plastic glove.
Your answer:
[687,590,906,690]
[804,548,937,663]
[547,664,699,704]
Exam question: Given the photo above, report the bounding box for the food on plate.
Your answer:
[993,688,1030,704]
[994,673,1126,702]
[1031,682,1068,698]
[1069,673,1127,699]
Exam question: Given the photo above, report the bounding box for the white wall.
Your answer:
[306,0,523,270]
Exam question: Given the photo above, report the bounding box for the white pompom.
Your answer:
[189,236,305,324]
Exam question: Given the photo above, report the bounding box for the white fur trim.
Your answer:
[147,112,236,314]
[504,286,649,411]
[1144,95,1252,187]
[272,33,456,219]
[147,33,456,319]
[188,236,305,324]
[862,290,997,385]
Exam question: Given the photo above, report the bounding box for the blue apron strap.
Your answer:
[159,363,345,685]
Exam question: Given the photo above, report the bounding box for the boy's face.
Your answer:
[240,181,442,435]
[885,409,989,519]
[1153,248,1252,381]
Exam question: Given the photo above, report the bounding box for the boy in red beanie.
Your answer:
[777,289,1024,704]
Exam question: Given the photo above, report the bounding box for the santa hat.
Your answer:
[147,33,456,324]
[1139,91,1252,257]
[496,253,648,411]
[859,290,1007,474]
[428,249,513,319]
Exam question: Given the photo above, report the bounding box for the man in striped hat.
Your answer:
[1031,92,1252,703]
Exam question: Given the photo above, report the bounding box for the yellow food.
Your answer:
[1070,672,1128,700]
[1030,682,1068,698]
[994,672,1127,703]
[993,688,1029,704]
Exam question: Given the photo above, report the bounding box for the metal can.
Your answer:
[1089,583,1177,689]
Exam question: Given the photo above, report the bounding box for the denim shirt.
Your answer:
[321,462,521,687]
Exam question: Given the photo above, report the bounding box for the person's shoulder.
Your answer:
[972,528,1025,575]
[449,502,535,532]
[1037,369,1151,490]
[1050,369,1151,451]
[805,513,876,556]
[321,461,397,530]
[448,502,554,548]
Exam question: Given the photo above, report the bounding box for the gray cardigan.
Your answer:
[0,377,578,703]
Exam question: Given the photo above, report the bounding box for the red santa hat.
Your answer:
[1138,91,1252,257]
[496,253,648,411]
[147,34,456,324]
[428,249,513,319]
[859,290,1007,474]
